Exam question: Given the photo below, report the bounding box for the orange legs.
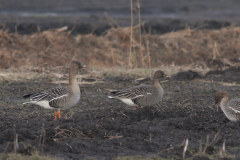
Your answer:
[58,110,61,119]
[54,112,58,120]
[54,110,61,120]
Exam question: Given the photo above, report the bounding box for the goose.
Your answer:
[108,70,166,109]
[213,91,240,121]
[23,60,86,120]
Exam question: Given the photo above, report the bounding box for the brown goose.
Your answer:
[108,70,166,108]
[23,60,86,120]
[213,91,240,121]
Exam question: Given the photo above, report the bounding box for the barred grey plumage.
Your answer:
[108,70,166,108]
[23,87,70,109]
[23,60,86,120]
[214,91,240,121]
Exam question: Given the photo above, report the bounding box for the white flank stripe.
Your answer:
[132,95,145,99]
[49,94,68,102]
[229,107,240,113]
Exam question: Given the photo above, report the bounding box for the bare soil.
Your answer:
[1,68,240,159]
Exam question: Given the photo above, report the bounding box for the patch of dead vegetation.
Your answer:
[54,125,93,140]
[1,25,240,69]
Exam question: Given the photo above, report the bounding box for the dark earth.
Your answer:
[1,68,240,159]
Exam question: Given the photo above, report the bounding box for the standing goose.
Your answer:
[108,70,166,108]
[213,91,240,121]
[23,60,86,120]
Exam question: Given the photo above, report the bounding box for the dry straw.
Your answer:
[1,22,240,69]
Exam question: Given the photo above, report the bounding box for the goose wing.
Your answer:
[227,99,240,113]
[27,87,70,108]
[110,85,154,99]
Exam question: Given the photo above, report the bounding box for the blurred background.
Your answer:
[0,0,239,35]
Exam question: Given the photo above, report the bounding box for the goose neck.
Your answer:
[153,78,164,98]
[220,96,231,110]
[69,69,78,87]
[153,78,160,87]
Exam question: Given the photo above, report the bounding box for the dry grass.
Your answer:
[1,25,240,69]
[0,152,58,160]
[0,63,211,86]
[54,125,93,140]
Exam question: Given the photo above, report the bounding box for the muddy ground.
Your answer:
[1,68,240,159]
